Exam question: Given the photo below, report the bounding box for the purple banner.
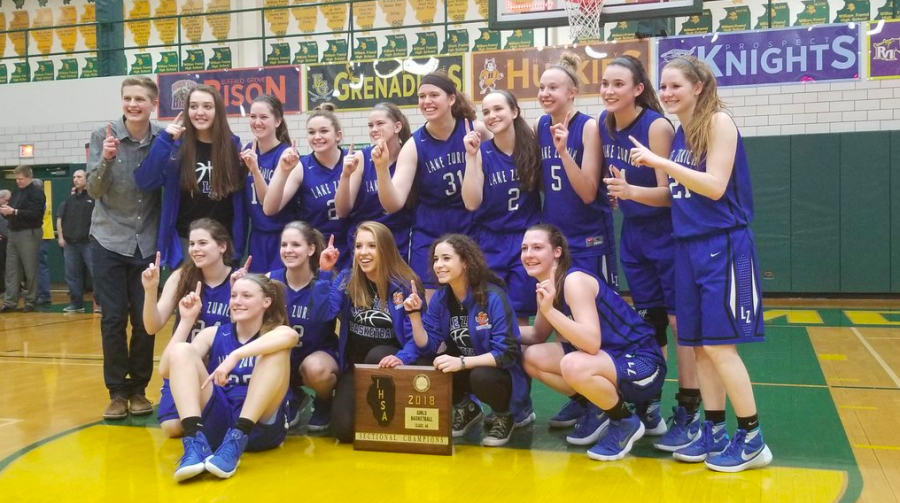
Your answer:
[157,66,302,120]
[658,24,860,87]
[868,20,900,79]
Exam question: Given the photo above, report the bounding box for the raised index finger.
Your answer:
[155,251,161,269]
[106,123,112,138]
[564,110,572,127]
[243,255,253,272]
[174,112,184,125]
[628,135,647,150]
[252,139,258,152]
[411,280,418,296]
[328,234,335,248]
[465,120,471,134]
[194,281,202,297]
[348,143,354,156]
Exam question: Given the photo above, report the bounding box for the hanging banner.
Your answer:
[470,41,651,101]
[868,20,900,79]
[157,66,302,120]
[305,55,464,111]
[657,24,859,87]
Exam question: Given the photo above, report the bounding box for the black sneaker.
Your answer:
[0,304,17,313]
[22,304,35,313]
[482,412,514,447]
[451,398,483,438]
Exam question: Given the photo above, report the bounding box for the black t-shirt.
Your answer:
[176,140,235,238]
[446,295,475,357]
[347,282,400,364]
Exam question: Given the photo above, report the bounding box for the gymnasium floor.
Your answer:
[0,295,897,502]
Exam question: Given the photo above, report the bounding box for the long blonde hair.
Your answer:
[345,221,422,310]
[663,56,726,160]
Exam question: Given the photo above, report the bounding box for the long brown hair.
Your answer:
[234,274,289,334]
[420,71,476,121]
[429,234,503,308]
[179,85,246,199]
[252,94,292,145]
[174,218,235,301]
[281,220,326,274]
[486,90,541,193]
[663,56,726,160]
[526,224,571,310]
[345,221,422,311]
[373,102,411,145]
[604,55,665,136]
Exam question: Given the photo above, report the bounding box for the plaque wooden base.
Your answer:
[353,364,453,456]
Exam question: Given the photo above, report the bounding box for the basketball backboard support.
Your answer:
[489,0,704,29]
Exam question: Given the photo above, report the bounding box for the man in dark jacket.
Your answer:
[0,165,46,312]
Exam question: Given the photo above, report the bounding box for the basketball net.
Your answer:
[563,0,605,42]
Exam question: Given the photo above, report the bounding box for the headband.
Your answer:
[549,64,578,86]
[420,74,457,96]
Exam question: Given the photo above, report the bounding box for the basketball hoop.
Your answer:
[563,0,605,42]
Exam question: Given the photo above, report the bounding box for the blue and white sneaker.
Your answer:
[174,432,212,482]
[673,421,729,463]
[566,405,610,446]
[706,428,773,473]
[308,396,332,431]
[638,400,668,436]
[288,389,311,428]
[654,406,700,452]
[587,414,646,461]
[205,428,250,479]
[549,398,586,428]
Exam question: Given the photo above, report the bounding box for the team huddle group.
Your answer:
[87,52,772,484]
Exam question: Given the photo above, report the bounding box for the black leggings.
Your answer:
[331,345,432,443]
[453,367,513,414]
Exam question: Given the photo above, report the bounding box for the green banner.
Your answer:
[322,39,349,62]
[268,43,291,66]
[410,32,438,56]
[505,29,534,50]
[11,62,30,83]
[682,10,713,35]
[442,29,469,54]
[354,37,378,61]
[380,34,407,58]
[57,59,79,80]
[183,49,205,71]
[719,6,751,32]
[131,53,153,74]
[81,58,98,78]
[156,51,179,73]
[473,29,501,52]
[33,60,54,81]
[208,48,232,69]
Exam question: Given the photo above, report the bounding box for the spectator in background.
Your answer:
[0,190,9,293]
[0,165,46,312]
[87,77,162,420]
[57,170,95,313]
[34,178,53,307]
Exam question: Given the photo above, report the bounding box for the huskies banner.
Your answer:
[658,24,860,87]
[157,66,303,120]
[470,41,651,102]
[305,56,464,111]
[868,20,900,79]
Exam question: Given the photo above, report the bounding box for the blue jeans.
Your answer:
[38,240,51,303]
[63,241,93,308]
[92,240,156,399]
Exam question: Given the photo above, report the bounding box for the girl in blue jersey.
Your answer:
[242,95,297,273]
[334,102,413,259]
[600,56,703,449]
[461,90,541,323]
[373,72,491,301]
[142,218,238,438]
[536,52,617,438]
[319,221,431,443]
[263,103,351,270]
[608,55,771,473]
[163,274,296,481]
[520,224,666,461]
[410,234,533,447]
[135,84,247,269]
[267,221,338,431]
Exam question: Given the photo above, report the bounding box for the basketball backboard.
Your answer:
[489,0,704,29]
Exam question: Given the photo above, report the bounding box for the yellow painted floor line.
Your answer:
[854,444,900,451]
[838,405,878,410]
[851,327,900,389]
[829,378,861,382]
[818,354,847,361]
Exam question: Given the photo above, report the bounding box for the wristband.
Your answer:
[405,308,421,314]
[460,356,465,370]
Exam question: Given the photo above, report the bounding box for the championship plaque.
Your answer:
[353,364,452,455]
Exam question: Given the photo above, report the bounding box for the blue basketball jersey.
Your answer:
[207,323,261,400]
[599,109,672,220]
[473,140,541,232]
[296,151,350,246]
[412,119,474,237]
[350,146,413,245]
[269,269,338,360]
[245,142,297,231]
[668,125,754,238]
[538,112,615,256]
[175,274,234,342]
[559,267,657,354]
